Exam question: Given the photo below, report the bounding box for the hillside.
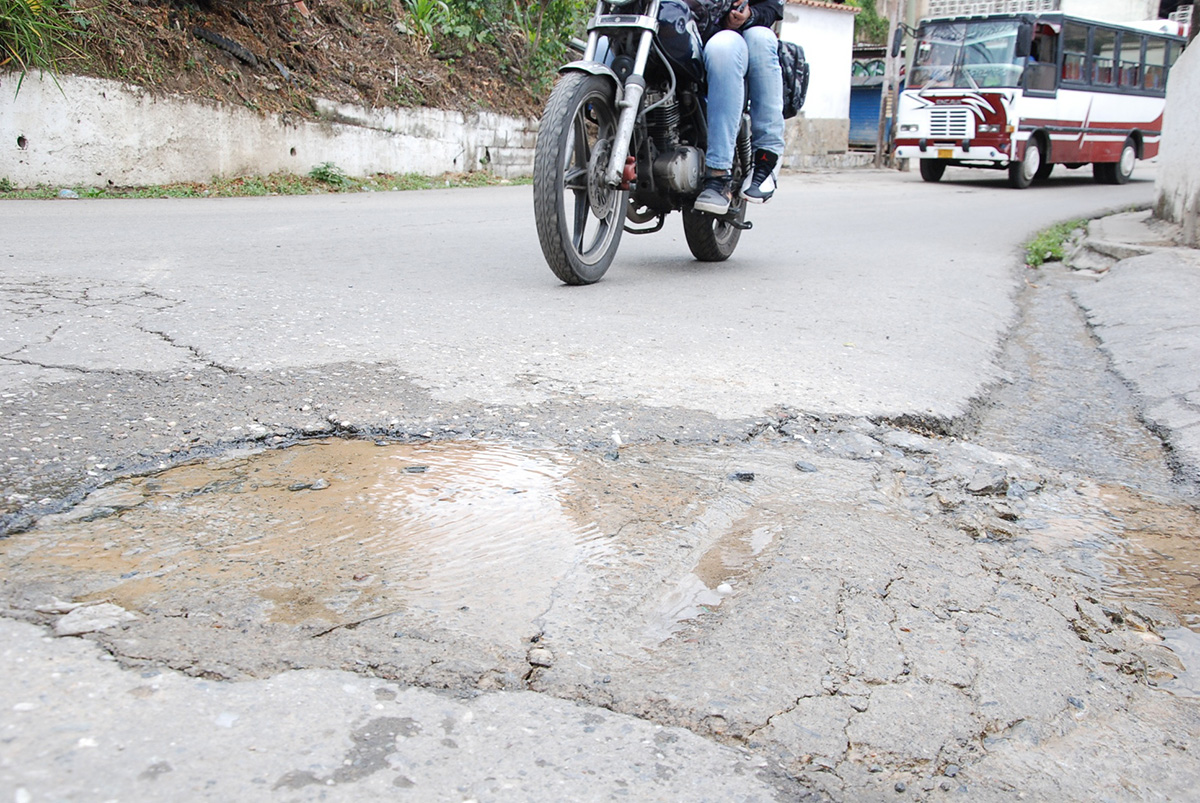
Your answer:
[44,0,566,121]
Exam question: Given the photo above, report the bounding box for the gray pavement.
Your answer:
[1069,210,1200,486]
[3,174,1200,801]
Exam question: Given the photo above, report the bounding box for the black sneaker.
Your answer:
[694,172,732,215]
[743,150,779,203]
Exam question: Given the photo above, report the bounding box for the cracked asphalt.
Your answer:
[2,169,1199,801]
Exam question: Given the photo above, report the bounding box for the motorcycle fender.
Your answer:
[558,60,624,106]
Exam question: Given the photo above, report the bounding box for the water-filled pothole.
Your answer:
[3,440,611,637]
[1021,483,1200,629]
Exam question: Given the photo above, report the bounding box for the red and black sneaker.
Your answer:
[744,150,779,203]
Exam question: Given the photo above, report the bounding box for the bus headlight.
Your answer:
[977,124,1001,134]
[900,124,919,133]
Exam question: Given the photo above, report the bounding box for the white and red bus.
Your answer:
[893,12,1187,188]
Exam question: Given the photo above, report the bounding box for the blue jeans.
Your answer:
[703,27,786,171]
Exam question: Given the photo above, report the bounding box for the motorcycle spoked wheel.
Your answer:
[533,72,629,285]
[682,131,748,262]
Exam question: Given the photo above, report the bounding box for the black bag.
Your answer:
[778,39,809,120]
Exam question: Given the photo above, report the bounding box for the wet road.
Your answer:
[4,165,1200,801]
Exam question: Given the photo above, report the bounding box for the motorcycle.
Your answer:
[533,0,752,285]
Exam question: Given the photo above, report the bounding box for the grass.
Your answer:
[0,169,530,200]
[1025,218,1087,268]
[0,0,81,92]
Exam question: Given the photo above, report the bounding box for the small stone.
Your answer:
[57,189,80,199]
[716,583,733,595]
[794,460,818,472]
[944,764,960,778]
[869,765,884,773]
[403,466,428,474]
[310,478,330,490]
[729,472,755,482]
[56,603,136,636]
[1067,696,1085,709]
[528,647,553,668]
[966,470,1008,496]
[894,781,907,793]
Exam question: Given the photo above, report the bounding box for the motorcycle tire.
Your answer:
[533,72,628,285]
[682,123,748,262]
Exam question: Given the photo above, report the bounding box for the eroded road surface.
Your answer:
[2,168,1198,801]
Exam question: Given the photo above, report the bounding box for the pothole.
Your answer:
[2,439,613,639]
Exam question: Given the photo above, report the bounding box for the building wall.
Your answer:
[778,2,858,165]
[1155,43,1200,246]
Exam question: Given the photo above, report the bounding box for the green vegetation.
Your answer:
[0,169,527,200]
[437,0,589,87]
[848,0,889,46]
[308,161,353,188]
[0,0,80,91]
[1025,218,1087,267]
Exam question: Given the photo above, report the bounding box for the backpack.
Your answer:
[778,39,809,120]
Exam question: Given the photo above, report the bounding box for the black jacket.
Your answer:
[689,0,784,42]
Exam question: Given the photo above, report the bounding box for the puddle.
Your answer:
[1024,484,1200,627]
[2,440,610,637]
[1019,482,1200,692]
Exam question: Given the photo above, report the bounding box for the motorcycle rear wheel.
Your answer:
[533,72,628,285]
[683,120,748,262]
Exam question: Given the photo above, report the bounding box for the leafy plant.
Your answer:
[0,0,80,92]
[308,161,352,187]
[847,0,889,46]
[1025,218,1086,267]
[405,0,449,41]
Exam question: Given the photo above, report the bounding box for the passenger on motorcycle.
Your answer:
[691,0,786,216]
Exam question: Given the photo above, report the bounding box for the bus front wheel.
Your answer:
[919,160,947,182]
[1008,139,1042,189]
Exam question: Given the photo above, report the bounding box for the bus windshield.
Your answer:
[909,20,1026,89]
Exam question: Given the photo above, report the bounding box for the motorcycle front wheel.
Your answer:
[533,72,628,285]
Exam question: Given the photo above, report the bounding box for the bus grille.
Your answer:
[928,109,972,139]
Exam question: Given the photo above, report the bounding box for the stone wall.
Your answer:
[1,72,539,187]
[1155,44,1200,246]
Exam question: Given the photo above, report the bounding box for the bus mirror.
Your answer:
[891,26,904,58]
[1016,24,1032,58]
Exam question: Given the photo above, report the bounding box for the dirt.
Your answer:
[60,0,548,123]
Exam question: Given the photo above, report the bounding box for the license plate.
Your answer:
[937,148,953,159]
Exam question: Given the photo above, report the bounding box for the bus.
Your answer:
[892,12,1187,188]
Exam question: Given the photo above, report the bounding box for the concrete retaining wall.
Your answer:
[2,66,868,189]
[1155,44,1200,246]
[1,72,540,187]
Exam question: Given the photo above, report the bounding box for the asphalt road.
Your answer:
[6,164,1198,803]
[1,165,1158,420]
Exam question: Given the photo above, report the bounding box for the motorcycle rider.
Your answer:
[692,0,786,216]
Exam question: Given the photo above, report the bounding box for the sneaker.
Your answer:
[743,150,779,203]
[694,171,732,215]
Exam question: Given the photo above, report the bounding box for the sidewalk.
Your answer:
[1069,210,1200,489]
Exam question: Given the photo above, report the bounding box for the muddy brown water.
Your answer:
[3,440,615,638]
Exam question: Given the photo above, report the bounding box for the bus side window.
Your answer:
[1144,38,1167,90]
[1061,22,1089,83]
[1119,34,1144,88]
[1091,28,1116,85]
[1026,31,1057,91]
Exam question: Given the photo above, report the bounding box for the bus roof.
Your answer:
[918,12,1187,42]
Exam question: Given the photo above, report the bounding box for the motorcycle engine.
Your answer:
[653,146,704,196]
